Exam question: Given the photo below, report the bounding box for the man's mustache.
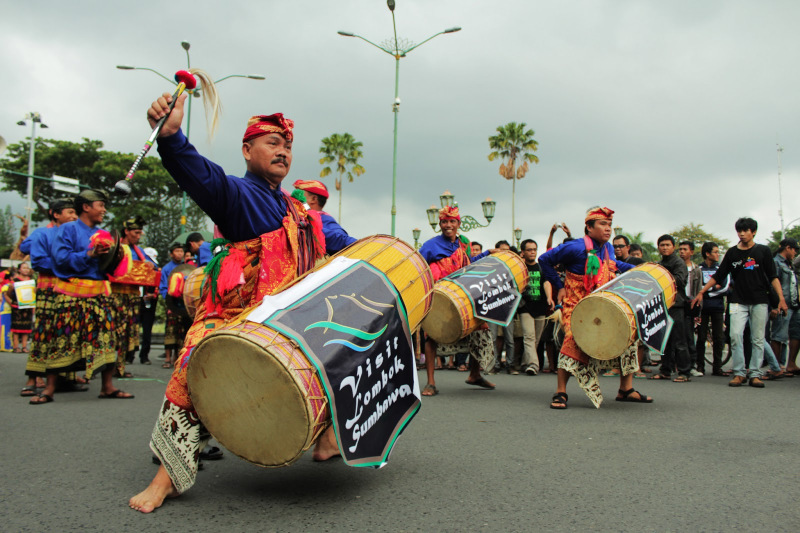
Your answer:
[271,156,288,165]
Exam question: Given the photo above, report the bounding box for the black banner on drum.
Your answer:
[600,270,674,354]
[263,261,420,468]
[447,256,521,326]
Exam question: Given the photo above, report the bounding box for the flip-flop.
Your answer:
[421,384,439,396]
[465,377,495,389]
[648,374,671,380]
[98,389,135,399]
[29,393,54,405]
[615,388,653,403]
[200,446,224,460]
[20,386,37,397]
[161,362,173,369]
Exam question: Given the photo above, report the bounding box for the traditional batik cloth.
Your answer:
[150,128,327,494]
[8,288,34,334]
[110,285,141,375]
[164,311,190,349]
[539,236,635,407]
[435,328,495,371]
[25,275,59,376]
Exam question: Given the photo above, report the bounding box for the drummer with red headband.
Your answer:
[292,179,356,254]
[418,206,499,396]
[130,93,337,513]
[538,206,652,409]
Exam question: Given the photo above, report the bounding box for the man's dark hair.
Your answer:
[612,235,630,246]
[701,241,718,259]
[679,240,695,251]
[74,196,93,214]
[169,242,184,253]
[734,217,758,232]
[495,240,510,248]
[309,192,327,209]
[629,243,643,254]
[471,241,483,251]
[185,232,204,246]
[510,246,519,254]
[584,219,597,235]
[657,234,675,245]
[520,239,538,251]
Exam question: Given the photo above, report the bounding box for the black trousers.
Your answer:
[661,306,693,377]
[696,309,725,373]
[138,300,157,362]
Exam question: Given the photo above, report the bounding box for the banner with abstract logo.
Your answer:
[247,257,420,468]
[446,256,521,326]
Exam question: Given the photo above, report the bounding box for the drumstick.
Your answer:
[115,70,197,196]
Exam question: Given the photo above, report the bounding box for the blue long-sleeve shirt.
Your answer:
[196,241,213,266]
[27,227,56,275]
[51,219,105,280]
[419,235,489,264]
[159,260,182,299]
[320,212,356,254]
[539,237,633,290]
[157,130,290,242]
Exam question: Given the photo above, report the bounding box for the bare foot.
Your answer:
[129,465,177,513]
[312,426,341,462]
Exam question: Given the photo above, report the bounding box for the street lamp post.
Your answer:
[412,227,421,249]
[425,190,495,233]
[338,1,461,236]
[514,228,522,248]
[17,113,49,220]
[117,41,265,232]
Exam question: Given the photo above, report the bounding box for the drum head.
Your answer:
[188,332,315,467]
[572,294,635,360]
[421,290,464,345]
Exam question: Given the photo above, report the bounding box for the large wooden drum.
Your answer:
[187,235,433,467]
[571,263,676,360]
[421,250,528,344]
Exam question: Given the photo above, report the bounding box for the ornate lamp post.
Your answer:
[514,227,522,248]
[425,190,495,232]
[338,1,461,236]
[412,227,421,249]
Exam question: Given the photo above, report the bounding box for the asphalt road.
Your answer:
[2,350,798,532]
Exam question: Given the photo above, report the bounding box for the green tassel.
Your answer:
[291,189,306,203]
[459,234,470,246]
[585,250,601,277]
[204,238,232,303]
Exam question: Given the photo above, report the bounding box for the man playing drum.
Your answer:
[130,92,339,513]
[538,207,653,409]
[418,206,498,396]
[293,179,356,255]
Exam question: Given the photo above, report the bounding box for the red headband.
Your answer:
[242,113,294,143]
[439,206,461,222]
[585,206,614,223]
[293,179,329,199]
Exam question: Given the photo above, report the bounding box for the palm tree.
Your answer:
[488,122,539,241]
[318,133,366,222]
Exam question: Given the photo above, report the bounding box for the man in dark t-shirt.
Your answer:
[692,217,787,388]
[518,239,549,375]
[654,234,693,382]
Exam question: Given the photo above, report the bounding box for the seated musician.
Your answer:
[130,92,339,513]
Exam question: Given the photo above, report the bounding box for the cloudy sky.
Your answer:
[2,0,799,250]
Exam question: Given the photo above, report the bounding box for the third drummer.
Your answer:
[538,206,653,409]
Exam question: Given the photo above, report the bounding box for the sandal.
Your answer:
[20,386,37,397]
[615,388,653,403]
[672,375,691,383]
[98,389,135,399]
[648,373,671,380]
[550,392,568,409]
[29,393,54,405]
[161,362,173,369]
[457,364,468,372]
[421,384,439,396]
[465,377,495,389]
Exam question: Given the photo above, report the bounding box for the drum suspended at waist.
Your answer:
[187,234,431,467]
[421,250,528,344]
[571,263,676,360]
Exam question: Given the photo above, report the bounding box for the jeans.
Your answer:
[729,303,768,378]
[518,313,546,371]
[683,303,698,366]
[489,322,514,368]
[661,306,693,377]
[696,309,725,373]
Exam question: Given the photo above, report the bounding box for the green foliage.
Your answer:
[0,137,207,264]
[318,132,365,222]
[0,205,18,258]
[623,231,660,262]
[670,222,731,263]
[768,225,800,253]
